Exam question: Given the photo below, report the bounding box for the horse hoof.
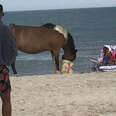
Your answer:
[13,74,20,77]
[56,71,61,74]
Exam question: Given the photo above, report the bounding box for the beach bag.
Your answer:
[60,59,74,74]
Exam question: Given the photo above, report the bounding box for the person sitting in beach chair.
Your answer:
[91,45,116,72]
[98,46,110,66]
[103,46,111,66]
[98,45,116,66]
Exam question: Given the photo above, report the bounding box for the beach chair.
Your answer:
[90,45,116,72]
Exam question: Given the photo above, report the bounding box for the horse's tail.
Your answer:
[43,23,68,41]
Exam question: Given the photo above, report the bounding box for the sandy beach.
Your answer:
[0,72,116,116]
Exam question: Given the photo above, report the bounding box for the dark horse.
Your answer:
[10,23,77,74]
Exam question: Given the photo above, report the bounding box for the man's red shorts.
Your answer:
[0,65,11,95]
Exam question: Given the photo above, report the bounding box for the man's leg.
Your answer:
[1,89,11,116]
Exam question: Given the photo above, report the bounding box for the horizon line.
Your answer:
[4,6,116,12]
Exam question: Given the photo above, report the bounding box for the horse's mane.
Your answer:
[66,32,76,54]
[43,23,76,54]
[43,23,68,39]
[42,23,56,29]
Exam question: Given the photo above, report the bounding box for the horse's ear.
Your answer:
[75,49,77,53]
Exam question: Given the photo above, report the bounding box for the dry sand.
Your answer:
[1,72,116,116]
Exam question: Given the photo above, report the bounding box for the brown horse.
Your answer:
[10,23,77,74]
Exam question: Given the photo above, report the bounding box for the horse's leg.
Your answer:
[50,51,56,72]
[54,55,60,72]
[11,63,17,74]
[50,51,60,73]
[11,57,17,75]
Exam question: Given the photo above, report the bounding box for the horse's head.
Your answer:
[62,33,77,61]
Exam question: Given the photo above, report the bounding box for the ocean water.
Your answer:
[3,7,116,75]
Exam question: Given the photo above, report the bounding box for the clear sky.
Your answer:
[1,0,116,11]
